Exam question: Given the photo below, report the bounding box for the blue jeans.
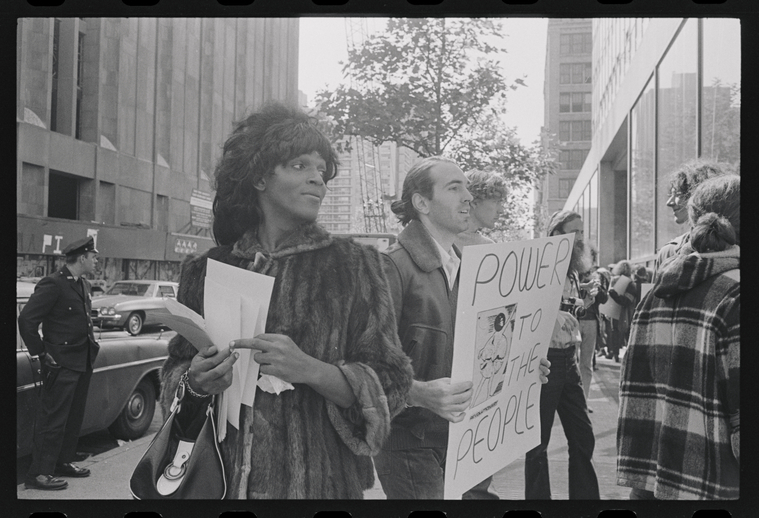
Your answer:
[374,446,499,499]
[524,346,599,499]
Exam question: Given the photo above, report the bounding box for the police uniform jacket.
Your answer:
[18,266,99,371]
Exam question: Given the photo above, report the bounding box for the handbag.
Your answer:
[129,372,226,499]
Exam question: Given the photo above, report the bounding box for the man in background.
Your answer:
[19,237,101,491]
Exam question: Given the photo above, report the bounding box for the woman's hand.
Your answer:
[233,333,316,385]
[233,333,357,408]
[187,344,239,396]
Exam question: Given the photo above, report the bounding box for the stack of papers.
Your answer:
[162,259,291,441]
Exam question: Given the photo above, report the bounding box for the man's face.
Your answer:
[420,162,472,237]
[471,196,505,230]
[558,217,590,273]
[666,188,689,225]
[81,252,98,275]
[562,217,584,245]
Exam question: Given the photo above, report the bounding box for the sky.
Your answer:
[298,17,549,147]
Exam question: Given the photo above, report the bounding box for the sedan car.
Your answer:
[91,280,179,335]
[16,281,173,458]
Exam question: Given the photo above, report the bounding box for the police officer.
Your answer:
[19,237,101,490]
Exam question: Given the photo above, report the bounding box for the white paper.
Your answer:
[444,234,574,499]
[204,259,276,439]
[162,298,213,353]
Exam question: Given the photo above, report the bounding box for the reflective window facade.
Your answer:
[656,19,698,251]
[630,77,656,258]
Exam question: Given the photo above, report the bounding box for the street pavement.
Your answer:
[18,351,625,501]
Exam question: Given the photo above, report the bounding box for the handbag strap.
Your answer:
[170,372,188,413]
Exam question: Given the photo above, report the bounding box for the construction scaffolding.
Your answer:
[345,19,387,233]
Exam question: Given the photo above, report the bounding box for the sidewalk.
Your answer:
[18,353,622,501]
[18,432,154,500]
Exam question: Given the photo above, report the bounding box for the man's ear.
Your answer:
[253,177,266,191]
[411,192,430,215]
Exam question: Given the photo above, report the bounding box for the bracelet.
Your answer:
[180,370,211,399]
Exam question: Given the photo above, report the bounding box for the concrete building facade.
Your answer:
[318,139,418,234]
[563,18,740,268]
[535,19,594,229]
[17,17,299,284]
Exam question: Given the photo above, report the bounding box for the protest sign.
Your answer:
[444,233,574,499]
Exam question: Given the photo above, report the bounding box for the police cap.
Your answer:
[63,236,99,256]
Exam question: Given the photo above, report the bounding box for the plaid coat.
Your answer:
[616,244,740,499]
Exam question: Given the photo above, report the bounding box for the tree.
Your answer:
[315,18,557,238]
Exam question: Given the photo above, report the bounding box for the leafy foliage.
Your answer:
[315,18,558,238]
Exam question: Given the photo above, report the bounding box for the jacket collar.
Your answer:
[231,222,333,261]
[654,244,740,298]
[397,219,460,273]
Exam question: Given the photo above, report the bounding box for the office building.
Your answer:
[535,19,593,230]
[563,18,740,267]
[17,17,299,283]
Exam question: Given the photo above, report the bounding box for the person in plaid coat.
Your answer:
[617,175,740,500]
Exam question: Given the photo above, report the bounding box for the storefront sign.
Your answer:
[444,234,574,499]
[190,189,213,229]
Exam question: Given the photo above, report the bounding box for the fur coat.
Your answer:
[617,244,740,499]
[159,223,413,499]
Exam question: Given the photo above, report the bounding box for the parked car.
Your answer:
[91,280,180,335]
[16,281,173,458]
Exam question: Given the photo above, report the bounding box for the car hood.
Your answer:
[91,294,147,307]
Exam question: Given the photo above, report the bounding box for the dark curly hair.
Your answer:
[391,156,458,226]
[667,159,726,201]
[211,102,339,246]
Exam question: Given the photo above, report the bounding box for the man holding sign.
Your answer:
[373,157,550,499]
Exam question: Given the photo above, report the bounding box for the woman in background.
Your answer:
[617,174,740,499]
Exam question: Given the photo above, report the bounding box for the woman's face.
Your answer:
[666,188,689,225]
[258,151,328,226]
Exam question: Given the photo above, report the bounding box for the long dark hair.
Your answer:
[211,102,339,246]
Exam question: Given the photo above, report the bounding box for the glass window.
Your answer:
[583,93,592,113]
[630,77,656,259]
[571,121,583,141]
[701,18,740,169]
[657,19,698,250]
[589,170,599,250]
[572,63,584,83]
[559,121,570,141]
[559,93,571,113]
[560,64,571,84]
[559,178,574,198]
[571,93,584,112]
[559,150,570,169]
[159,285,176,298]
[560,34,571,55]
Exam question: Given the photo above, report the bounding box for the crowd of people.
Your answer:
[20,102,739,501]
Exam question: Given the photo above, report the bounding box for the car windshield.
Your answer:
[106,283,151,296]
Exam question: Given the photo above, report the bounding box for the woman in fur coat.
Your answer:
[617,174,740,500]
[159,102,414,499]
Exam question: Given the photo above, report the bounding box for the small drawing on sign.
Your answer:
[470,304,517,409]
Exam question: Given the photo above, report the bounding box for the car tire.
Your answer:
[108,378,156,441]
[126,312,144,336]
